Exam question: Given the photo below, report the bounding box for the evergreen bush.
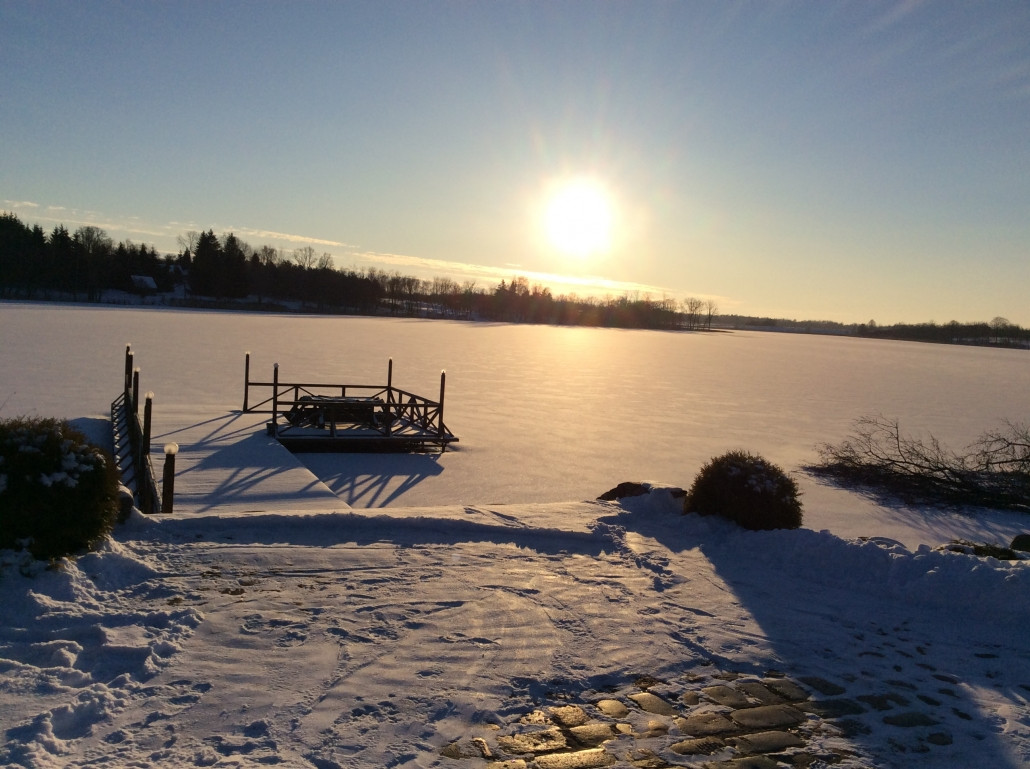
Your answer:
[684,450,802,530]
[0,417,121,559]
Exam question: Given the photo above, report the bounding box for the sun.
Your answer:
[542,178,614,258]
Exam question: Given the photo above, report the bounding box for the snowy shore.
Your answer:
[2,486,1029,768]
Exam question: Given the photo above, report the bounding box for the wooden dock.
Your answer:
[241,355,458,453]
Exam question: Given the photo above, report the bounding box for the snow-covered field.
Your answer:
[1,302,1029,768]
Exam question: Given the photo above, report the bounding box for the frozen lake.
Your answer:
[2,301,1028,542]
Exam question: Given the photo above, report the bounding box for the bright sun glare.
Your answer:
[542,179,614,258]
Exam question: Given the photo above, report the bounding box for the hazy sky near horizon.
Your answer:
[3,1,1029,324]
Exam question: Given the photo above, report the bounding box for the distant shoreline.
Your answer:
[2,295,1028,350]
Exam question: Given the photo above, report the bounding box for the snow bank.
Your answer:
[612,486,1030,620]
[0,541,201,765]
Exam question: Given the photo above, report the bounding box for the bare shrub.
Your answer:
[811,415,1030,511]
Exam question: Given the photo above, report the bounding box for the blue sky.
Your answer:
[3,1,1029,324]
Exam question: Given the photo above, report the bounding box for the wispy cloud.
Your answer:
[2,202,351,252]
[3,199,700,301]
[224,227,352,249]
[4,201,172,240]
[344,249,681,299]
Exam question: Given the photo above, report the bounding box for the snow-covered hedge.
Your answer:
[684,450,802,530]
[0,417,121,559]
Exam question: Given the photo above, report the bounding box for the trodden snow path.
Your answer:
[2,489,1029,768]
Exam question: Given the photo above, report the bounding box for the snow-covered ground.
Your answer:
[1,302,1029,767]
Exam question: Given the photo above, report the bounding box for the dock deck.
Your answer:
[244,356,458,452]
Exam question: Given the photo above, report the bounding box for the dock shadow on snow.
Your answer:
[597,505,1029,768]
[152,412,341,513]
[295,451,445,507]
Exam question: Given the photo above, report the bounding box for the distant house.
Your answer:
[130,275,158,294]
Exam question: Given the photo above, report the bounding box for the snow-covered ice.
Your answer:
[1,302,1029,767]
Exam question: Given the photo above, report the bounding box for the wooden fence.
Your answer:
[111,344,165,513]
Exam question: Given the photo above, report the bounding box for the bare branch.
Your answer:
[812,415,1030,511]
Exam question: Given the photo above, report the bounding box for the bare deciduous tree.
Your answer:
[704,299,718,330]
[683,297,705,330]
[258,245,281,266]
[177,230,200,256]
[293,246,317,269]
[74,226,112,257]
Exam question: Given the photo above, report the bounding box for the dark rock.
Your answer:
[1010,533,1030,552]
[533,748,616,769]
[628,691,678,716]
[598,482,651,501]
[702,684,752,708]
[669,736,725,755]
[497,727,567,754]
[551,705,590,728]
[883,711,940,727]
[799,676,846,696]
[802,699,867,718]
[735,681,786,705]
[675,712,737,736]
[730,730,804,755]
[594,699,629,719]
[763,678,810,702]
[568,723,615,747]
[729,704,805,729]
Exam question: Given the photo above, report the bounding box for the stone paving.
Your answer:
[440,666,961,767]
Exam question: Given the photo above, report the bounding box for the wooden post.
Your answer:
[271,363,279,437]
[385,358,394,436]
[142,392,154,457]
[243,351,251,411]
[161,443,177,514]
[124,344,133,396]
[132,368,141,414]
[438,370,446,439]
[140,392,154,514]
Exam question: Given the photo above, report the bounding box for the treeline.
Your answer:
[0,213,175,301]
[855,318,1029,348]
[4,213,1023,345]
[719,312,1029,348]
[0,215,703,330]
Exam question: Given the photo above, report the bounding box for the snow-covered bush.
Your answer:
[0,417,120,559]
[684,450,802,530]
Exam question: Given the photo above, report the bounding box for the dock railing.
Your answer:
[241,354,454,448]
[112,344,163,513]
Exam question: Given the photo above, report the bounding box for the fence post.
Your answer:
[271,363,279,437]
[438,370,446,439]
[132,368,141,414]
[161,443,178,514]
[385,358,394,436]
[139,392,154,514]
[124,344,133,396]
[243,351,251,411]
[142,392,153,458]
